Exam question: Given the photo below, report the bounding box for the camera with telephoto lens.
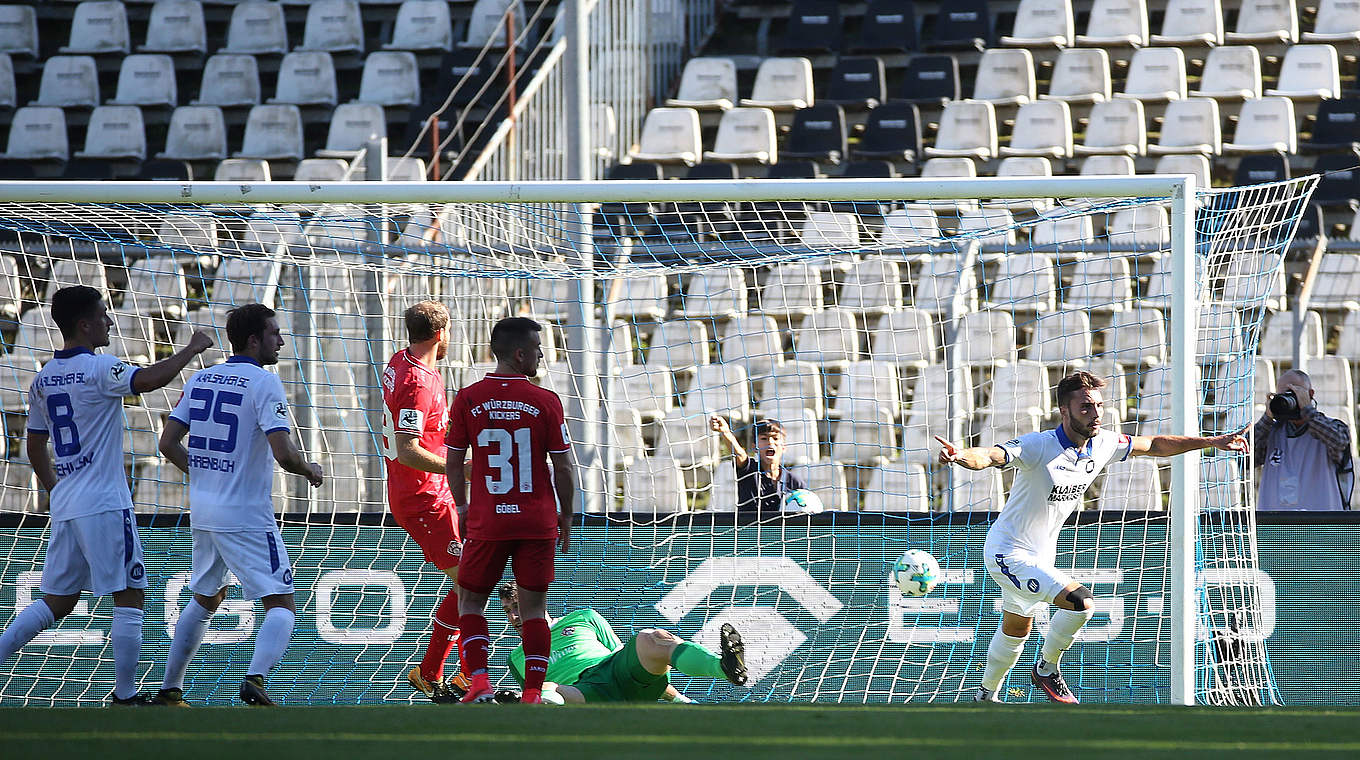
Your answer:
[1269,390,1302,420]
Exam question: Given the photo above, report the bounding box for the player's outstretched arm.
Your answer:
[551,449,575,552]
[935,435,1006,470]
[159,419,192,475]
[1128,429,1248,458]
[267,430,323,487]
[25,431,57,491]
[394,433,445,474]
[708,414,749,466]
[131,330,214,394]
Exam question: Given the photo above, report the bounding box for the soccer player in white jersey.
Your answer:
[0,286,213,706]
[155,303,323,707]
[935,370,1247,704]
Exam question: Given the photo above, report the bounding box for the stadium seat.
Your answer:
[214,157,271,181]
[658,413,720,469]
[1301,98,1360,152]
[1030,213,1095,248]
[1098,458,1162,510]
[628,107,701,165]
[356,52,420,107]
[1153,154,1210,186]
[740,57,814,110]
[139,0,206,56]
[157,215,217,252]
[0,107,68,164]
[849,0,918,54]
[158,106,227,161]
[384,0,453,52]
[1223,97,1296,154]
[838,257,902,315]
[74,106,145,161]
[0,53,11,109]
[60,1,130,55]
[608,407,645,468]
[1200,457,1244,511]
[880,204,945,245]
[1267,45,1341,100]
[720,315,785,378]
[223,1,289,56]
[897,55,960,104]
[1103,307,1167,366]
[0,255,18,323]
[207,256,282,310]
[1076,0,1149,47]
[831,408,895,466]
[1193,46,1262,101]
[869,308,936,368]
[758,361,823,415]
[1197,303,1245,361]
[797,460,849,512]
[1108,204,1170,248]
[615,364,674,420]
[1116,48,1186,103]
[1151,0,1223,46]
[1313,152,1360,208]
[1074,99,1146,155]
[110,312,155,366]
[957,206,1018,249]
[193,55,262,108]
[1219,248,1286,310]
[109,54,177,109]
[778,0,842,54]
[1336,309,1360,365]
[1225,0,1298,43]
[612,272,669,322]
[760,263,822,317]
[989,156,1054,211]
[665,57,737,111]
[793,307,860,367]
[0,5,37,59]
[47,259,109,300]
[1305,0,1360,41]
[386,156,426,181]
[957,310,1018,366]
[975,407,1044,448]
[1042,48,1111,104]
[1148,98,1220,155]
[623,457,686,512]
[1025,309,1092,368]
[913,252,979,314]
[853,102,921,162]
[1002,0,1074,48]
[797,210,860,249]
[270,51,339,107]
[685,363,752,422]
[862,459,930,512]
[1310,253,1360,311]
[35,56,100,109]
[947,467,1004,511]
[1259,309,1324,363]
[299,0,364,56]
[703,107,777,164]
[983,252,1057,313]
[924,0,991,51]
[902,364,974,460]
[1081,154,1135,175]
[822,57,886,111]
[124,256,188,320]
[971,49,1036,106]
[678,269,746,321]
[924,100,997,160]
[236,105,304,161]
[1066,255,1134,311]
[462,0,526,50]
[1001,100,1073,159]
[318,103,386,157]
[781,104,847,165]
[17,307,61,353]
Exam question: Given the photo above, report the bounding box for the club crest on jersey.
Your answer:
[130,562,144,581]
[562,627,576,636]
[399,408,424,431]
[1027,579,1040,593]
[447,540,462,557]
[110,363,128,380]
[273,402,288,419]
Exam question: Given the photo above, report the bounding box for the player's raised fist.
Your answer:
[306,462,324,487]
[185,329,214,354]
[708,413,730,434]
[935,435,961,465]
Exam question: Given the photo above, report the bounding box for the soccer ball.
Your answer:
[892,549,941,597]
[782,488,824,513]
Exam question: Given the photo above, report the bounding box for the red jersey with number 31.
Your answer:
[446,373,570,541]
[381,349,453,515]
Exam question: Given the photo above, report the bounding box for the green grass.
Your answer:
[2,704,1359,760]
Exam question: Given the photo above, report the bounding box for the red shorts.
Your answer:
[393,502,461,571]
[457,537,556,594]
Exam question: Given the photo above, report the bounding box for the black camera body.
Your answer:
[1269,389,1303,420]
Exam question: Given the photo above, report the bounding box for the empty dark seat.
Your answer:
[600,161,666,240]
[782,104,848,165]
[923,0,991,52]
[778,0,843,54]
[767,160,823,179]
[61,158,116,181]
[849,0,918,54]
[1294,202,1324,240]
[676,163,743,237]
[897,55,960,104]
[853,102,922,162]
[1233,153,1289,185]
[832,160,898,216]
[1301,98,1360,153]
[822,57,886,110]
[1312,150,1360,208]
[137,158,192,180]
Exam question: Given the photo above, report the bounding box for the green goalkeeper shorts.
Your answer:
[569,635,670,703]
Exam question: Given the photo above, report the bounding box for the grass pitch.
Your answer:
[2,703,1358,760]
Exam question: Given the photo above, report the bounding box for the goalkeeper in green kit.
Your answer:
[498,583,748,703]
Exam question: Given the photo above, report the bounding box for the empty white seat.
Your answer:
[740,57,814,110]
[1043,48,1111,104]
[271,51,338,107]
[880,205,945,245]
[666,57,737,111]
[1104,307,1168,366]
[1073,99,1146,155]
[125,256,188,319]
[912,252,979,315]
[958,310,1019,365]
[1310,253,1360,311]
[1219,253,1286,310]
[988,157,1054,213]
[110,312,155,365]
[679,269,747,321]
[1030,213,1095,247]
[645,319,710,371]
[924,100,998,160]
[318,103,386,157]
[157,215,217,252]
[75,106,145,161]
[1259,310,1323,363]
[0,55,12,111]
[109,54,177,108]
[0,5,37,58]
[1147,98,1221,156]
[1109,204,1170,248]
[1076,0,1149,46]
[1225,0,1298,43]
[612,273,669,322]
[984,252,1057,312]
[915,158,979,212]
[838,257,902,314]
[703,107,777,164]
[760,263,823,317]
[47,260,108,299]
[1065,255,1134,310]
[1201,457,1244,511]
[1116,48,1186,103]
[658,413,720,469]
[294,157,350,182]
[831,408,895,465]
[720,315,785,377]
[1194,46,1262,101]
[833,359,901,418]
[61,1,130,55]
[1152,154,1210,186]
[382,0,451,51]
[623,457,686,512]
[1026,309,1092,367]
[1222,97,1296,154]
[386,156,426,181]
[194,55,261,108]
[629,107,701,165]
[796,460,848,512]
[208,256,282,308]
[159,106,227,161]
[902,364,974,460]
[215,158,271,181]
[862,459,930,512]
[947,467,1004,511]
[869,308,937,368]
[797,211,860,248]
[1304,0,1360,42]
[1310,355,1355,413]
[609,407,645,467]
[1266,44,1341,100]
[1197,302,1244,361]
[223,1,288,56]
[236,105,303,161]
[685,363,752,422]
[36,56,100,108]
[462,0,526,49]
[792,307,860,367]
[1,107,68,162]
[299,0,364,55]
[1081,154,1135,175]
[1098,458,1162,510]
[757,361,823,415]
[971,49,1036,106]
[1151,0,1223,45]
[1002,0,1075,47]
[0,255,18,322]
[140,0,206,55]
[1001,100,1073,159]
[957,207,1018,248]
[17,308,61,354]
[975,406,1045,446]
[615,364,674,419]
[357,51,420,107]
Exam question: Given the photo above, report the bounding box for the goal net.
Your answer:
[0,176,1315,706]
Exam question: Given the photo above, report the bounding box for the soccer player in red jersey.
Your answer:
[446,316,576,704]
[381,301,467,703]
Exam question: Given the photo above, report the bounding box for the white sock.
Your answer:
[162,599,213,690]
[1040,607,1095,670]
[110,607,145,700]
[247,607,295,679]
[981,629,1028,693]
[0,601,56,663]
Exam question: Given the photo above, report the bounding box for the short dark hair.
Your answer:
[404,301,449,344]
[490,317,541,361]
[497,582,517,601]
[754,418,785,438]
[50,285,104,338]
[1056,370,1106,407]
[226,303,277,353]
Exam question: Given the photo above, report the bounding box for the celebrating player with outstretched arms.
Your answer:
[446,316,576,704]
[936,370,1246,704]
[155,303,323,707]
[0,286,213,706]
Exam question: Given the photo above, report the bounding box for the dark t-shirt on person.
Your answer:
[735,457,807,513]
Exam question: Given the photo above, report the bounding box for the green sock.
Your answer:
[670,641,726,679]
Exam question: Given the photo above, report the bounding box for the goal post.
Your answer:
[0,175,1317,706]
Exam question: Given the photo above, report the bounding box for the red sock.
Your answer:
[521,617,551,694]
[457,634,468,679]
[420,589,460,682]
[459,612,491,677]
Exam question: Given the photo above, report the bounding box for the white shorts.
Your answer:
[41,509,147,597]
[984,550,1072,619]
[190,527,294,601]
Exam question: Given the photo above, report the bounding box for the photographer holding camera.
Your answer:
[1254,369,1354,510]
